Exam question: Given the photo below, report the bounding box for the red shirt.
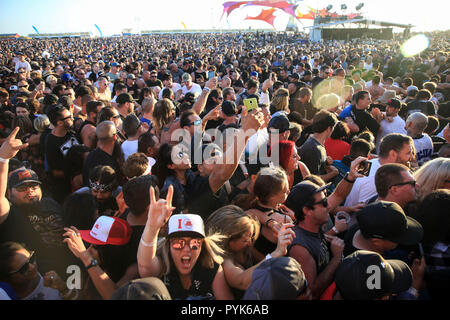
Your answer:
[324,138,350,161]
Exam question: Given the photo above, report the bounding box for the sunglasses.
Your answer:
[188,119,202,126]
[61,115,73,121]
[171,238,202,251]
[389,180,416,189]
[9,251,36,275]
[311,197,328,208]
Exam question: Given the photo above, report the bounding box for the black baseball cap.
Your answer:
[386,98,402,109]
[8,168,41,189]
[268,113,295,133]
[221,100,237,116]
[110,277,171,300]
[116,93,134,105]
[356,201,423,245]
[242,257,307,300]
[286,181,331,221]
[335,250,412,300]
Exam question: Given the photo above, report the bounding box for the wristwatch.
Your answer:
[85,259,99,270]
[343,172,355,183]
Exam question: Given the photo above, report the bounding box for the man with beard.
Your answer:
[0,128,74,276]
[45,106,80,204]
[75,165,121,217]
[375,99,407,154]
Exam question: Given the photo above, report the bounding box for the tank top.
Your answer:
[162,260,219,300]
[288,226,330,274]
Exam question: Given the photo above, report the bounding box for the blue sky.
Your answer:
[1,0,449,36]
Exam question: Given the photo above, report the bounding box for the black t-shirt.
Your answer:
[162,261,219,300]
[401,100,436,118]
[184,172,229,220]
[0,203,77,276]
[100,225,144,283]
[298,135,327,175]
[350,105,380,138]
[82,148,121,186]
[45,132,80,172]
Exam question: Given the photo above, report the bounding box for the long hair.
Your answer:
[151,143,175,189]
[269,140,295,173]
[414,158,450,201]
[271,88,290,113]
[157,234,225,276]
[152,99,174,133]
[205,205,260,268]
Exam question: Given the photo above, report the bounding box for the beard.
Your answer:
[15,196,41,213]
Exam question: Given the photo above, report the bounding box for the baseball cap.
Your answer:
[110,277,171,300]
[250,71,259,78]
[116,93,134,105]
[8,168,42,189]
[182,73,192,82]
[286,181,331,220]
[386,98,402,109]
[377,90,397,104]
[335,250,412,300]
[268,113,295,133]
[221,100,237,116]
[407,85,418,93]
[127,74,136,80]
[356,201,423,245]
[288,73,300,80]
[242,257,307,300]
[61,73,73,82]
[167,214,205,239]
[111,62,119,67]
[79,216,132,246]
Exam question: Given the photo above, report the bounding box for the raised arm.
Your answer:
[192,78,217,116]
[327,156,366,210]
[0,127,29,224]
[137,185,175,278]
[208,108,265,193]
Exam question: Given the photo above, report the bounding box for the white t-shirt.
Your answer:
[413,134,433,166]
[15,60,31,73]
[376,115,407,154]
[121,140,138,161]
[159,83,181,100]
[344,158,382,207]
[181,83,202,98]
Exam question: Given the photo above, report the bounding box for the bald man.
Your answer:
[82,121,124,186]
[406,112,433,166]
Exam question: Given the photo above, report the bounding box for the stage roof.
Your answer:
[306,18,414,30]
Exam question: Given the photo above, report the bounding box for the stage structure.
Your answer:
[306,18,413,42]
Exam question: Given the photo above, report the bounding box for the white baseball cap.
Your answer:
[168,214,205,238]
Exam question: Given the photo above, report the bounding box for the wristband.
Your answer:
[332,226,339,234]
[203,87,211,93]
[0,157,9,163]
[265,254,272,261]
[344,173,355,183]
[140,237,158,248]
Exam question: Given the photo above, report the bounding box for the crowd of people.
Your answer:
[0,30,449,300]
